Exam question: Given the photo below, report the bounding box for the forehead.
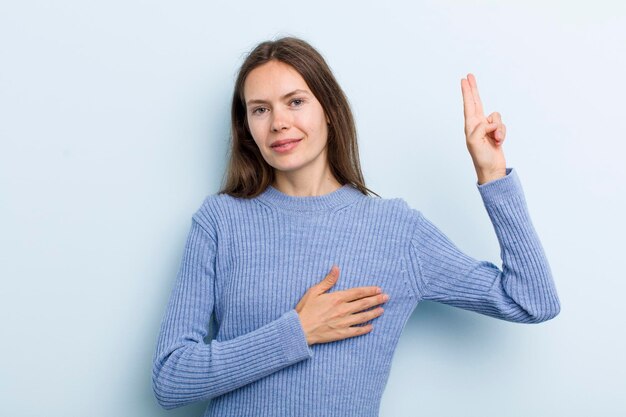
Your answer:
[243,61,311,101]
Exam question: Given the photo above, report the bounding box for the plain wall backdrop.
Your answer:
[1,0,625,416]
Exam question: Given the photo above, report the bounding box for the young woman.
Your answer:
[152,37,560,416]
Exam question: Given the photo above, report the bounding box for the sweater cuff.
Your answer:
[276,309,314,363]
[476,168,524,206]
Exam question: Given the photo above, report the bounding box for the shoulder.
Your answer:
[191,191,257,233]
[358,193,423,226]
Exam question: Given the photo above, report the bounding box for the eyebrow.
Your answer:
[246,89,310,106]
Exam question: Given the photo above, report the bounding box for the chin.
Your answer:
[273,164,305,174]
[268,158,307,173]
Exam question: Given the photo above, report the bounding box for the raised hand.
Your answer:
[295,265,389,346]
[461,73,507,184]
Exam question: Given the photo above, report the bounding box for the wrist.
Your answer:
[476,167,507,185]
[296,310,314,345]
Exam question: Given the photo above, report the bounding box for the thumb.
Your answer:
[318,265,339,293]
[469,121,497,142]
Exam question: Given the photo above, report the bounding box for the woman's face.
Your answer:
[243,60,330,179]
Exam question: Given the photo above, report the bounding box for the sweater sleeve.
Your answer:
[408,168,561,323]
[151,216,314,410]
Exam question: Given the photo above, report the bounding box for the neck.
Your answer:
[272,163,342,197]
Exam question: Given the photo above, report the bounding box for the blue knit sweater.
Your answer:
[152,168,560,416]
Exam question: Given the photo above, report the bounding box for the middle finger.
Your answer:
[346,293,389,314]
[467,73,484,117]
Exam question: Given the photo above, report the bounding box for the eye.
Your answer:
[251,107,268,115]
[290,98,305,107]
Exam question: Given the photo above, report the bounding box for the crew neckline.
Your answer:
[256,183,364,212]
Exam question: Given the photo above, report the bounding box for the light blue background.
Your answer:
[1,1,624,416]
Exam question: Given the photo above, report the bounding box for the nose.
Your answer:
[270,108,290,132]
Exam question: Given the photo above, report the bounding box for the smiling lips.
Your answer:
[271,138,302,153]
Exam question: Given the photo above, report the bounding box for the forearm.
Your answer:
[152,309,313,409]
[412,168,560,323]
[477,168,561,322]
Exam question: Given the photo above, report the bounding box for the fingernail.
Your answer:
[383,294,390,301]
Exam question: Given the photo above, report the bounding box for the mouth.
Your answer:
[270,138,302,153]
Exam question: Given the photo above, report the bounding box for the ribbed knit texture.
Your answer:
[152,167,560,416]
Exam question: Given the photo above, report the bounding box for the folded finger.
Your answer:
[499,123,507,141]
[488,111,502,124]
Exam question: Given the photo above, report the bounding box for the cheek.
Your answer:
[313,112,329,143]
[302,109,328,139]
[247,119,266,145]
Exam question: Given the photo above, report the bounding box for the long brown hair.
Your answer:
[219,36,379,198]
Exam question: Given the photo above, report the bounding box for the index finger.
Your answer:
[461,77,475,120]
